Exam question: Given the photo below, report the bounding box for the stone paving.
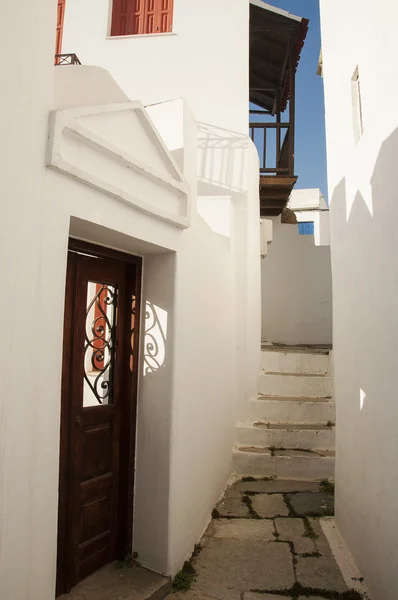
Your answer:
[171,479,364,600]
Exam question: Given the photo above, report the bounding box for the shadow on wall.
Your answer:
[197,122,250,196]
[143,302,167,375]
[330,127,398,599]
[133,252,175,574]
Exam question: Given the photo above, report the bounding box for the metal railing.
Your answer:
[249,122,293,176]
[54,53,81,66]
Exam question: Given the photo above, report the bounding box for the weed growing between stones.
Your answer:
[282,493,297,516]
[242,494,261,519]
[320,479,335,495]
[115,552,138,569]
[303,516,319,540]
[172,544,203,592]
[251,583,364,599]
[172,561,196,592]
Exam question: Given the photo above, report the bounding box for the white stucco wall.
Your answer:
[320,1,398,598]
[261,223,332,346]
[0,5,259,592]
[62,0,249,134]
[0,1,60,599]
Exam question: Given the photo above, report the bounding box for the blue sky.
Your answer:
[252,0,328,198]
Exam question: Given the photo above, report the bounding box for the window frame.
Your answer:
[109,0,174,38]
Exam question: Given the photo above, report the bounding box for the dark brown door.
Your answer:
[57,243,142,596]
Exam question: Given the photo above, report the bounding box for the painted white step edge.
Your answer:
[261,349,329,375]
[258,373,333,398]
[232,446,335,479]
[251,397,335,424]
[236,422,335,450]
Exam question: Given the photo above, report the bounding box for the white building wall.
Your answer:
[320,1,398,598]
[0,1,60,599]
[0,2,260,596]
[62,0,249,134]
[261,223,332,346]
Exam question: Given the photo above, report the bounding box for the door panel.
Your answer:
[57,245,141,596]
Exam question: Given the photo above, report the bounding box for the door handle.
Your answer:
[76,415,83,428]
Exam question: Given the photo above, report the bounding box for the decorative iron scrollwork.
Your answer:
[143,302,166,374]
[84,284,116,405]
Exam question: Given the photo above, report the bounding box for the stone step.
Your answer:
[251,396,335,424]
[63,563,171,600]
[232,445,335,479]
[261,347,330,375]
[236,422,335,450]
[258,372,332,398]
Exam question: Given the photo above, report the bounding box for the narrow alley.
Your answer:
[171,477,368,600]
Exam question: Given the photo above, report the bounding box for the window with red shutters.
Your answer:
[111,0,173,36]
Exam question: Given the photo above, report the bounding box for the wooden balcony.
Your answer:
[249,121,297,217]
[249,1,308,217]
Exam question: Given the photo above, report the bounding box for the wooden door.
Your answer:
[55,0,66,59]
[56,243,142,596]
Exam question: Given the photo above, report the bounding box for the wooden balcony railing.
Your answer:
[54,53,81,66]
[249,122,294,176]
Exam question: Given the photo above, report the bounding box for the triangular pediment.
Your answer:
[47,101,190,228]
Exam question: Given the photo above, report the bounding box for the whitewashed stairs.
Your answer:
[233,344,335,479]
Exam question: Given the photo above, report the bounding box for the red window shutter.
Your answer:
[144,0,156,34]
[111,0,134,36]
[55,0,66,58]
[157,0,173,33]
[133,0,144,34]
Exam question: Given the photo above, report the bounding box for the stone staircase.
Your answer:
[233,344,335,479]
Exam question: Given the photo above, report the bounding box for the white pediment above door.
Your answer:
[47,101,191,228]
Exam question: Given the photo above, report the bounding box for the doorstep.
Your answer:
[59,563,171,600]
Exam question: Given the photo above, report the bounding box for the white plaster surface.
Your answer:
[62,0,249,134]
[289,188,328,211]
[0,4,260,593]
[261,223,333,345]
[320,0,398,597]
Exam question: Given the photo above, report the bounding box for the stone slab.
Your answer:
[62,563,171,600]
[296,556,348,592]
[171,593,216,600]
[244,594,288,600]
[288,492,334,516]
[212,519,275,541]
[309,518,333,556]
[274,518,316,554]
[233,480,320,494]
[216,496,249,518]
[298,597,326,600]
[252,494,289,517]
[191,538,295,600]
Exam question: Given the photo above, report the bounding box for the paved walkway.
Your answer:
[171,479,365,600]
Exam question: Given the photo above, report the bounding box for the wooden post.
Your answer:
[276,110,281,168]
[288,37,296,176]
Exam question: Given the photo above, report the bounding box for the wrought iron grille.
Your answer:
[54,53,81,66]
[84,285,116,405]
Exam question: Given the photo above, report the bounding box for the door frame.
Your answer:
[56,239,143,596]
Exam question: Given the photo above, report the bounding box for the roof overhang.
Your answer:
[250,0,309,113]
